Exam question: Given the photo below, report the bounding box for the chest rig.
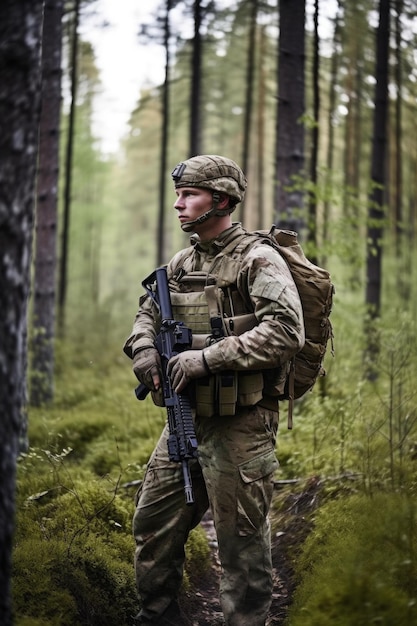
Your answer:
[168,237,277,417]
[170,236,255,343]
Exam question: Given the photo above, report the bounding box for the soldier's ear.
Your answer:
[217,193,230,209]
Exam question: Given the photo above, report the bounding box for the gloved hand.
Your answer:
[167,350,209,393]
[132,347,162,391]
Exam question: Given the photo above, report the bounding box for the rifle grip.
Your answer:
[135,383,150,401]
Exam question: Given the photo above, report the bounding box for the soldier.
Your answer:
[123,155,305,625]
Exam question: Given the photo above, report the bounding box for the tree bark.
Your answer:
[241,0,258,226]
[157,0,172,266]
[256,24,266,230]
[274,0,306,234]
[0,1,44,622]
[323,0,343,266]
[366,0,390,319]
[58,0,80,334]
[342,3,365,234]
[393,0,404,262]
[189,0,202,157]
[365,0,390,376]
[308,0,320,262]
[31,0,63,406]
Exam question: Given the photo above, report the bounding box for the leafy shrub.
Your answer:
[288,492,417,626]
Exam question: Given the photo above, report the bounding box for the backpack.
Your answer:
[228,226,335,428]
[171,225,335,428]
[221,225,335,429]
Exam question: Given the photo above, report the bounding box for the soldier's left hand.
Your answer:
[168,350,209,393]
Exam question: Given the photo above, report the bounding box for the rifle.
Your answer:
[135,266,198,505]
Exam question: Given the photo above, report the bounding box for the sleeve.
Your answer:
[203,243,305,373]
[122,294,159,359]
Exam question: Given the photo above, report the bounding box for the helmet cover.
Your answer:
[171,155,247,206]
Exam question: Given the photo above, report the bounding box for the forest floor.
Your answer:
[181,476,322,626]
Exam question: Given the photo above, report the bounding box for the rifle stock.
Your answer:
[135,266,198,505]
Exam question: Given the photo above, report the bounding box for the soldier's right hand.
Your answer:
[132,347,162,391]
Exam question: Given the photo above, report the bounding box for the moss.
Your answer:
[288,493,417,626]
[16,326,417,624]
[26,479,133,541]
[13,477,210,624]
[12,539,79,625]
[185,525,211,581]
[13,531,137,625]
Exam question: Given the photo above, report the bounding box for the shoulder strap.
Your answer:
[169,246,195,278]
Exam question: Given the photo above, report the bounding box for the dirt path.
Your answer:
[182,478,321,625]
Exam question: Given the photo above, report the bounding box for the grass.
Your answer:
[13,296,417,624]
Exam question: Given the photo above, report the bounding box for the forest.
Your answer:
[1,0,417,624]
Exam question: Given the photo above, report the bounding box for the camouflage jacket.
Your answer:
[123,223,305,379]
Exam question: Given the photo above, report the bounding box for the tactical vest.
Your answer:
[169,244,285,418]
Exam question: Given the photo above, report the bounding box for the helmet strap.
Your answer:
[180,209,213,232]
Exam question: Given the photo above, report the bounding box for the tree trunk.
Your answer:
[342,3,365,233]
[393,0,406,299]
[31,0,63,406]
[274,0,306,234]
[157,0,172,266]
[58,0,80,335]
[0,1,44,622]
[342,6,357,219]
[241,0,258,226]
[308,0,319,262]
[323,0,343,267]
[256,24,266,230]
[365,0,390,371]
[393,0,402,244]
[189,0,202,157]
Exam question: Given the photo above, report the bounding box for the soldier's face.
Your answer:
[174,187,213,228]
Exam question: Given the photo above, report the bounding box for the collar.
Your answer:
[190,223,245,254]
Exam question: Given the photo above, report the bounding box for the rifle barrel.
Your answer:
[154,267,174,321]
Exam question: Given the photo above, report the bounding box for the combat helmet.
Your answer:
[171,155,247,231]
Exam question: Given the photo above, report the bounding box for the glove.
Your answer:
[132,347,162,391]
[167,350,209,393]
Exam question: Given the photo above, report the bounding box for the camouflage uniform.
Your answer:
[124,157,304,625]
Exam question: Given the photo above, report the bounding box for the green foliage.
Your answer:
[277,273,417,488]
[14,450,139,625]
[25,2,417,623]
[15,452,151,624]
[14,338,212,624]
[13,536,137,626]
[13,539,78,625]
[288,493,417,626]
[14,449,210,624]
[183,526,212,590]
[18,293,417,624]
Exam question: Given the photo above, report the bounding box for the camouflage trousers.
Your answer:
[132,403,279,626]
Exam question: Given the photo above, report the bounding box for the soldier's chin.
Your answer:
[180,221,195,233]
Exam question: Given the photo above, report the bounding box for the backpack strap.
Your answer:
[286,358,295,430]
[169,246,195,279]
